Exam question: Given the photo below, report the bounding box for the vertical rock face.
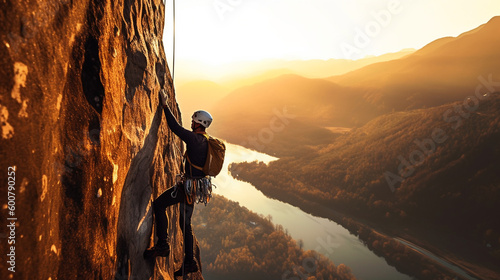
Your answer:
[1,1,203,279]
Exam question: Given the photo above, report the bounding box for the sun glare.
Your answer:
[162,0,499,78]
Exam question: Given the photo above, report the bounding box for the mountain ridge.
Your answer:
[231,93,500,279]
[210,16,500,153]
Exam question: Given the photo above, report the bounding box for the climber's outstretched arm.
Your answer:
[159,90,194,143]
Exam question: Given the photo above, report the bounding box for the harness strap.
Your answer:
[184,152,203,171]
[183,132,209,172]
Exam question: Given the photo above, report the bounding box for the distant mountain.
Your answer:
[210,74,372,155]
[175,49,416,90]
[328,16,500,111]
[176,80,230,125]
[220,68,295,90]
[220,49,416,89]
[273,49,416,79]
[210,17,500,153]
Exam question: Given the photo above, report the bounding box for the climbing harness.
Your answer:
[170,174,215,206]
[186,176,214,205]
[170,174,182,199]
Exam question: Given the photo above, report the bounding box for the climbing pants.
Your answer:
[153,183,195,262]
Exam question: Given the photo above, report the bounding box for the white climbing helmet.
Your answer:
[192,110,213,128]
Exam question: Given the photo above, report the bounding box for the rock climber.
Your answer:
[144,89,213,277]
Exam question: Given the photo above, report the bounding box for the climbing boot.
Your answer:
[174,260,198,276]
[143,240,170,259]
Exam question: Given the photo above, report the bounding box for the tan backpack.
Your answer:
[185,133,226,177]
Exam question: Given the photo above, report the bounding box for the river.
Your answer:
[211,142,413,280]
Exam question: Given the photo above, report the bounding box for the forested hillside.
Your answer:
[192,195,356,280]
[231,93,500,278]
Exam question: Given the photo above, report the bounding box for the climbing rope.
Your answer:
[170,0,184,170]
[172,0,176,83]
[171,2,185,276]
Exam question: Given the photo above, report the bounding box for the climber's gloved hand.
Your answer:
[159,89,169,107]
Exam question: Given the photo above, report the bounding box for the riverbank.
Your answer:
[234,174,497,280]
[213,142,412,279]
[193,194,356,280]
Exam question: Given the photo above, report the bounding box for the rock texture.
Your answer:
[0,0,203,279]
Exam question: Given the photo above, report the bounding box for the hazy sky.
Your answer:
[163,0,500,65]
